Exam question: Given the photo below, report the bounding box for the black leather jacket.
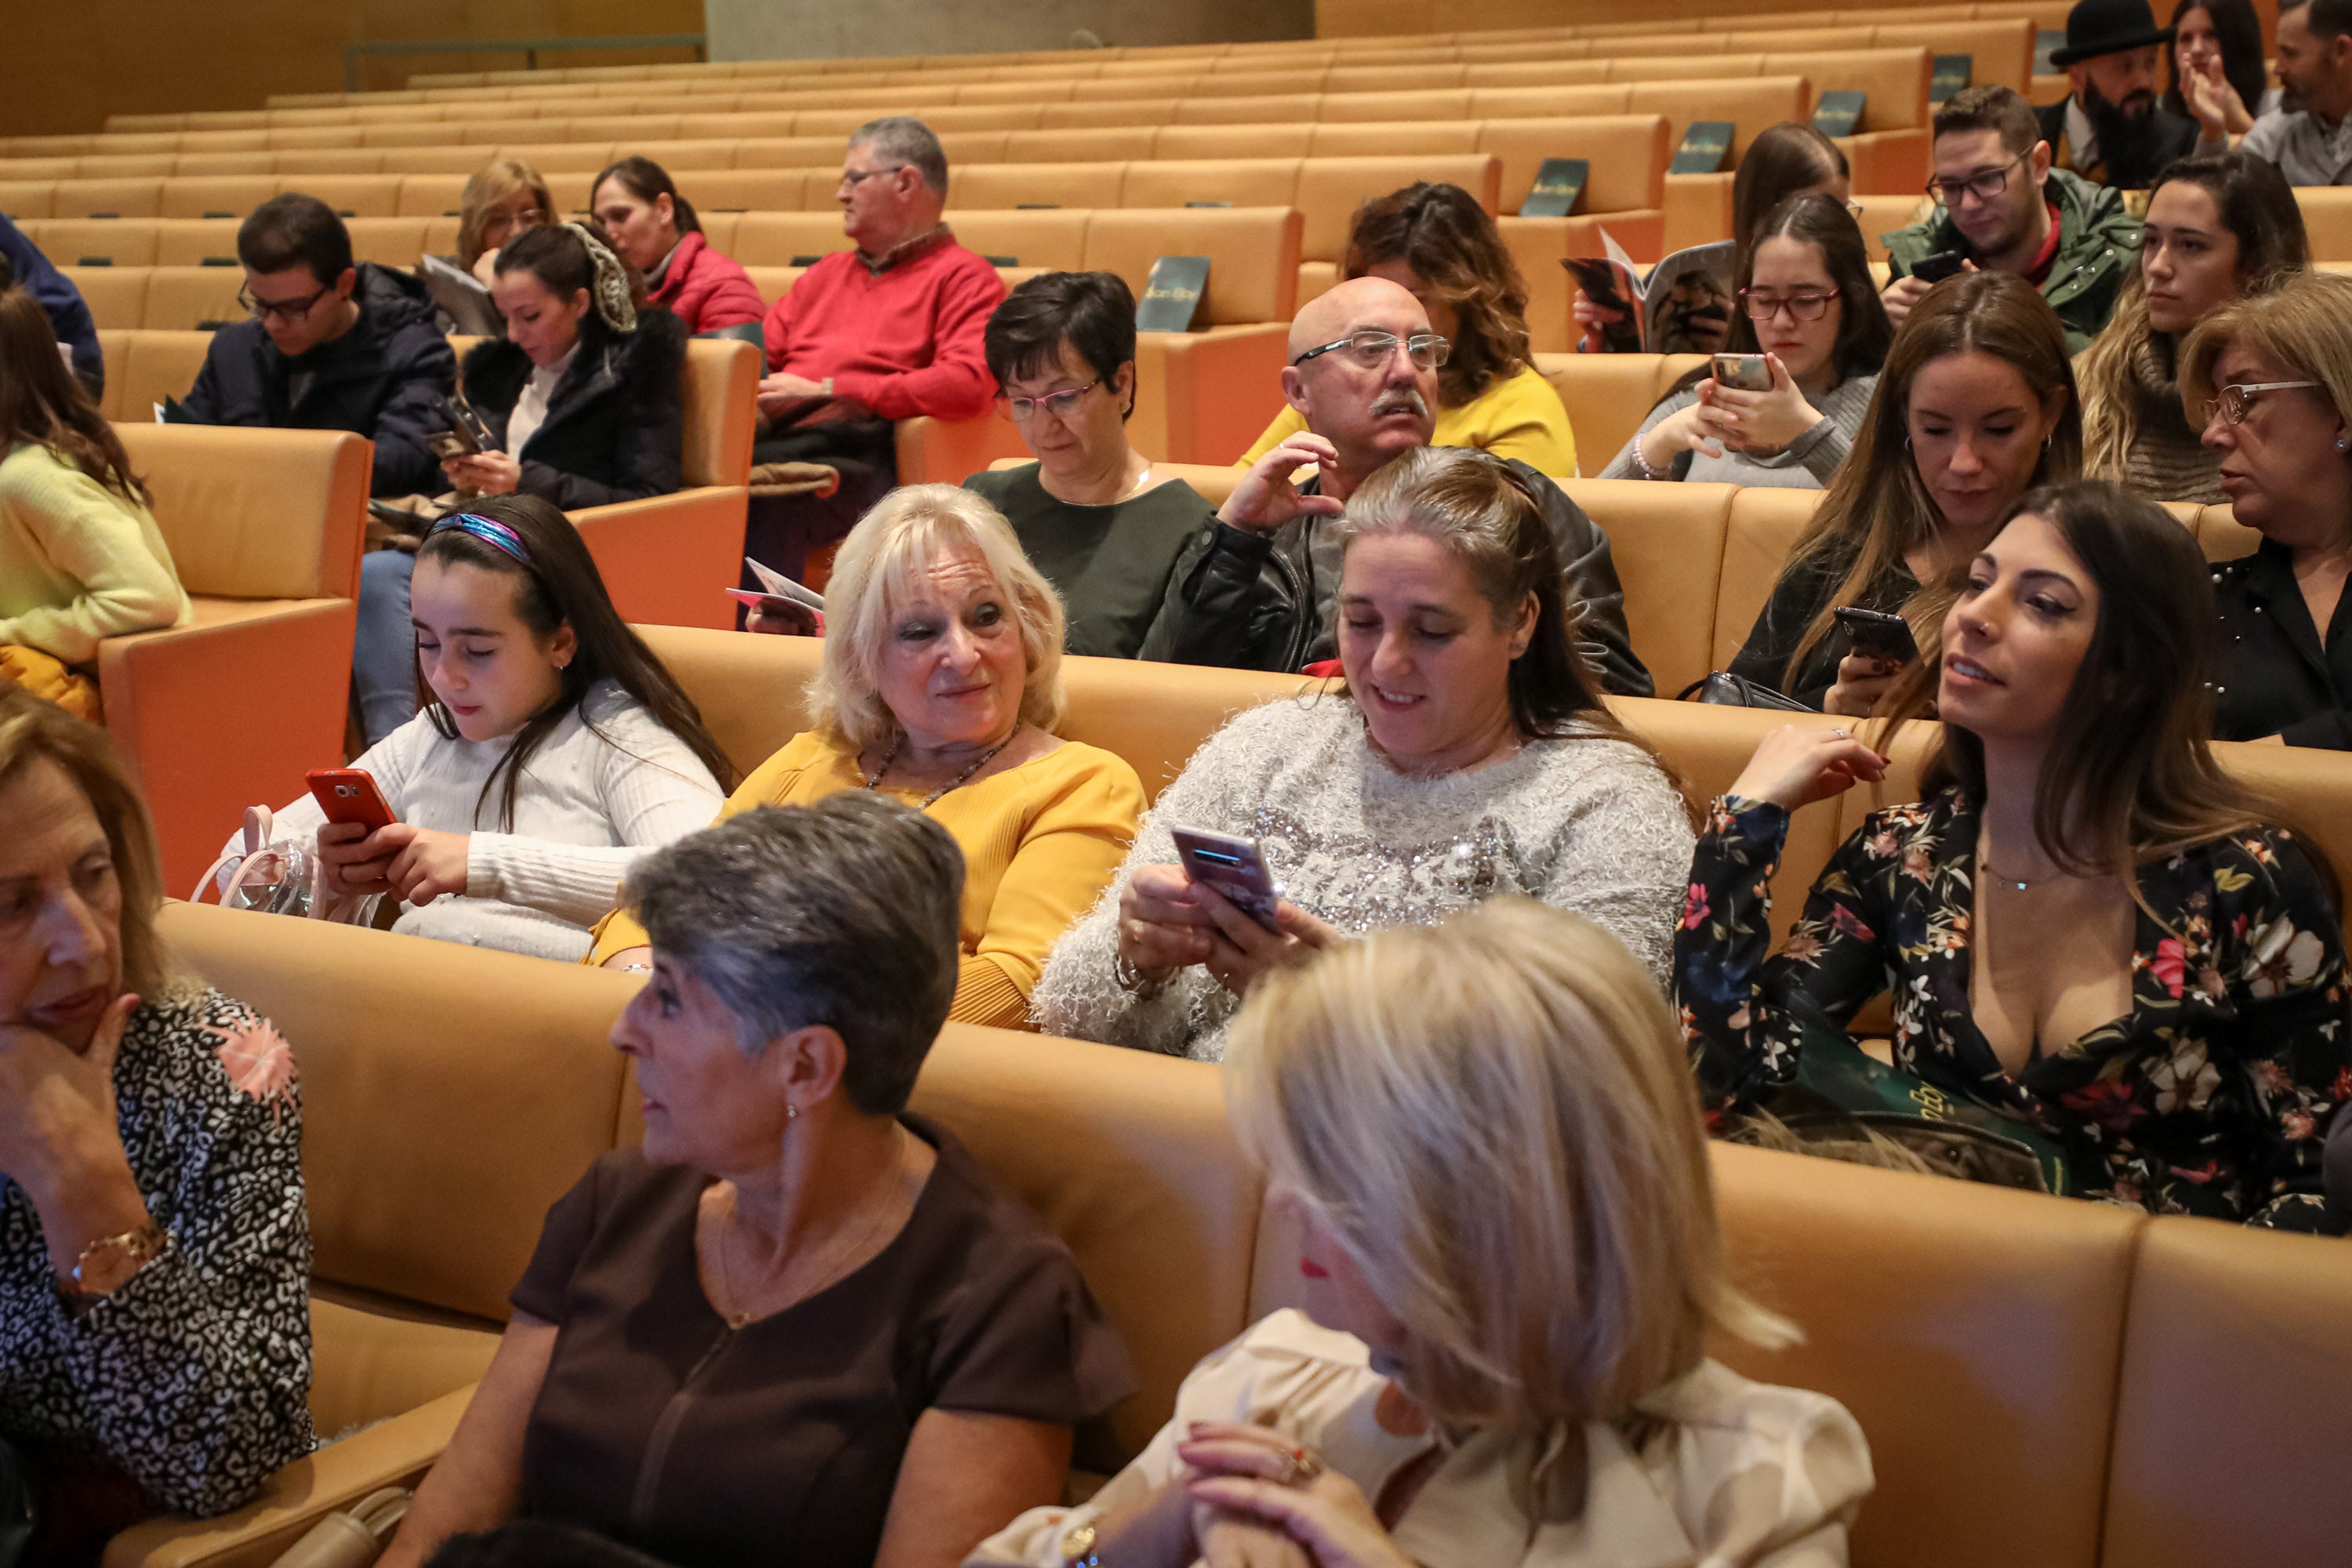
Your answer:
[1138,456,1653,696]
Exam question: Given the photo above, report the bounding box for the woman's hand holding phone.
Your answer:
[1706,354,1824,452]
[314,821,398,898]
[367,824,472,907]
[1824,651,1907,717]
[1190,883,1338,1000]
[1116,862,1340,1000]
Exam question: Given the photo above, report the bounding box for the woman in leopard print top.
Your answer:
[0,688,313,1557]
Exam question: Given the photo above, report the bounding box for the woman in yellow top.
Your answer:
[0,285,190,721]
[1237,182,1575,477]
[591,485,1145,1030]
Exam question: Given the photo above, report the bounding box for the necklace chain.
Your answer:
[712,1131,912,1330]
[865,729,1017,807]
[1980,858,2034,893]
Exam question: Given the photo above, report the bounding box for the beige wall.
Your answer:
[3,0,706,136]
[707,0,1311,63]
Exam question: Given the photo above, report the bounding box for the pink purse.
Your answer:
[190,807,377,924]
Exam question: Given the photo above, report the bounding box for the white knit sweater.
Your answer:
[236,680,724,961]
[1031,695,1696,1059]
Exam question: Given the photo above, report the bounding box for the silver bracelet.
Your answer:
[1112,953,1167,1000]
[1628,432,1664,479]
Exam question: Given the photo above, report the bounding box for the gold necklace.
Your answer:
[865,730,1018,807]
[711,1133,913,1330]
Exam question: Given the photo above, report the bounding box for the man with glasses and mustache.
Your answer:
[2038,0,2202,190]
[1879,85,2142,353]
[179,194,454,497]
[1139,277,1650,695]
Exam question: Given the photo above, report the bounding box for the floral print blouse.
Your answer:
[1676,789,2350,1232]
[0,985,315,1517]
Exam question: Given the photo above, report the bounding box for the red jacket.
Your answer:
[648,230,764,335]
[760,233,1005,422]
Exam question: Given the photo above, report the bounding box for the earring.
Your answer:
[2339,437,2348,452]
[785,1103,798,1120]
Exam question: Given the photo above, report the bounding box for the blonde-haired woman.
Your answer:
[0,686,313,1537]
[456,159,556,283]
[2182,267,2352,748]
[976,899,1871,1568]
[591,485,1145,1028]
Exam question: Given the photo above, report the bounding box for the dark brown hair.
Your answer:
[1932,84,2043,156]
[237,192,354,286]
[1881,481,2295,904]
[1667,191,1891,400]
[493,219,648,347]
[983,270,1138,418]
[1782,270,2082,683]
[415,494,736,830]
[2165,0,2271,120]
[0,288,146,506]
[1343,182,1532,408]
[591,156,704,238]
[1732,122,1850,255]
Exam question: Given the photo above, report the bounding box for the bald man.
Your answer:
[1139,278,1648,693]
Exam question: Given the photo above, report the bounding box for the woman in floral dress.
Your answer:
[1677,481,2349,1232]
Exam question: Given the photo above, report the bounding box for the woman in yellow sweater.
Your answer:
[1238,182,1576,477]
[591,485,1145,1030]
[0,285,190,720]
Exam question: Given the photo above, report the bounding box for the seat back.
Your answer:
[2295,187,2352,260]
[114,423,369,601]
[60,265,149,329]
[103,328,216,422]
[679,337,760,488]
[1715,486,1828,673]
[140,265,251,330]
[1561,478,1733,700]
[1082,207,1303,326]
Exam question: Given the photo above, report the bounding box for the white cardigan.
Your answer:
[971,1311,1872,1568]
[237,680,723,961]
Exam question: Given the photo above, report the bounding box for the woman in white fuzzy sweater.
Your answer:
[1033,447,1693,1059]
[229,498,732,961]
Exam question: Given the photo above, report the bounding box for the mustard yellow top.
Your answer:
[588,728,1145,1032]
[1236,364,1577,477]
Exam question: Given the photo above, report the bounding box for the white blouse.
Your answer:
[971,1311,1872,1568]
[232,679,722,960]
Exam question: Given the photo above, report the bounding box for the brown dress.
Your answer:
[510,1117,1134,1568]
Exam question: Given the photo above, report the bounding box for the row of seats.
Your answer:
[1312,0,2071,43]
[102,648,2350,1568]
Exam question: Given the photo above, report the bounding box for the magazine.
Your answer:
[1561,230,1737,354]
[416,254,506,338]
[727,557,827,634]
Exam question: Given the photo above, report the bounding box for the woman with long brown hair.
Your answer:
[1727,270,2080,712]
[0,285,189,720]
[1680,480,2349,1232]
[1237,181,1576,475]
[2077,151,2307,503]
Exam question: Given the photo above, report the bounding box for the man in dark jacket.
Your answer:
[2037,0,2201,189]
[0,213,103,397]
[180,194,455,498]
[1138,277,1651,696]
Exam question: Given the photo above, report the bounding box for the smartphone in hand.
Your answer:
[306,768,399,834]
[1170,826,1283,928]
[1711,352,1773,391]
[1911,250,1967,285]
[1832,605,1919,662]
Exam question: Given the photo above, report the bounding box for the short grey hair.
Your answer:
[623,794,965,1114]
[850,116,949,198]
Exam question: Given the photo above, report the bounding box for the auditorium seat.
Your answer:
[1534,351,1710,481]
[100,425,368,895]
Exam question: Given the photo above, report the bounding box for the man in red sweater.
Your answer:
[746,117,1007,583]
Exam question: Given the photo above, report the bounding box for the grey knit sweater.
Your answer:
[1600,372,1878,488]
[1029,695,1695,1060]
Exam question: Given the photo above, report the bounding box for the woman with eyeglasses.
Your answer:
[960,272,1214,658]
[1601,195,1890,488]
[2180,269,2352,749]
[1728,271,2080,713]
[226,495,732,960]
[2077,152,2306,506]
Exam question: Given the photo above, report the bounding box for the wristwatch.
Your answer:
[1059,1522,1102,1568]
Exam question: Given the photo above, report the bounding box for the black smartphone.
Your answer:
[1834,605,1918,662]
[1911,250,1967,284]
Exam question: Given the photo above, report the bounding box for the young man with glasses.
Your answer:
[745,116,1006,586]
[179,193,455,498]
[1138,277,1650,695]
[1878,85,2141,353]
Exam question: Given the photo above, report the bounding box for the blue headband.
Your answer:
[427,513,532,566]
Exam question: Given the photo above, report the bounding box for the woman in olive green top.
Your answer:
[964,272,1214,659]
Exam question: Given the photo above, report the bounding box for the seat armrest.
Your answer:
[103,1385,475,1568]
[895,413,1030,487]
[568,486,749,632]
[1134,325,1290,466]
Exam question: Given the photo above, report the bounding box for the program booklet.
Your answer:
[1519,158,1590,217]
[1669,122,1735,176]
[1932,54,1973,103]
[1137,256,1210,332]
[1562,231,1736,354]
[726,557,827,635]
[1812,90,1867,138]
[416,254,505,338]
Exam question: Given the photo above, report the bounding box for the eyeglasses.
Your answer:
[1291,329,1451,370]
[1843,198,1866,219]
[2203,380,2322,425]
[1740,287,1841,321]
[238,281,332,323]
[838,165,908,189]
[1925,150,2032,206]
[996,380,1100,422]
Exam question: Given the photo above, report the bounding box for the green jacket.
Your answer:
[1880,169,2140,355]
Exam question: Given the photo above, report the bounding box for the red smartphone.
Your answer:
[305,768,398,833]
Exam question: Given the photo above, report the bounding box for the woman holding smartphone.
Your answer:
[1601,195,1890,488]
[1726,271,2080,713]
[226,496,731,961]
[1031,448,1693,1060]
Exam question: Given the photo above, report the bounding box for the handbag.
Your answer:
[190,807,378,924]
[1676,671,1814,713]
[267,1487,410,1568]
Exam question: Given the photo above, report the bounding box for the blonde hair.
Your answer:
[0,685,172,995]
[2180,269,2352,550]
[808,485,1067,751]
[1224,898,1793,1441]
[456,160,557,270]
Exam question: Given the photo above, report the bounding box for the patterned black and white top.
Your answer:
[0,985,315,1517]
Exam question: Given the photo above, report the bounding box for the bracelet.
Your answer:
[1112,953,1167,1000]
[1628,431,1664,479]
[62,1221,168,1304]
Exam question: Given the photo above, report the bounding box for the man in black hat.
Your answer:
[2039,0,2202,188]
